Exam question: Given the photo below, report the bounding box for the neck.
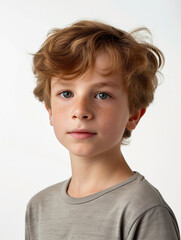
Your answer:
[67,148,133,198]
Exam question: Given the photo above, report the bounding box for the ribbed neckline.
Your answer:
[60,171,142,205]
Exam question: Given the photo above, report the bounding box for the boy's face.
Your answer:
[46,53,144,158]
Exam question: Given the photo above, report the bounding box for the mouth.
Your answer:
[68,130,97,140]
[68,129,96,134]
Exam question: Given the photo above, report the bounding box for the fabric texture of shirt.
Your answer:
[25,171,180,240]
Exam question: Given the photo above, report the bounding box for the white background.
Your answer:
[0,0,181,239]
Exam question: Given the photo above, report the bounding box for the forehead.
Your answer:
[94,52,113,74]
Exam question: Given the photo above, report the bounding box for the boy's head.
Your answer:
[32,20,164,144]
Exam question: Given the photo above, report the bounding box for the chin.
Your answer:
[68,145,102,158]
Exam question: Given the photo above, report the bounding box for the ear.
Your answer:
[126,108,146,130]
[45,104,53,126]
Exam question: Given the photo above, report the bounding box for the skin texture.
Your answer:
[46,53,145,198]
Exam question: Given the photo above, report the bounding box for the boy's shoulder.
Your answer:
[26,178,68,209]
[119,172,174,219]
[123,172,166,206]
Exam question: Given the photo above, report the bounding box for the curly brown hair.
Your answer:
[32,20,164,141]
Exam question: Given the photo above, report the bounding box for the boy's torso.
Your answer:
[25,172,180,240]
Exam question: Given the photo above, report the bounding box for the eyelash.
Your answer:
[58,91,112,100]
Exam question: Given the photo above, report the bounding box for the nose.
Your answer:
[72,97,94,120]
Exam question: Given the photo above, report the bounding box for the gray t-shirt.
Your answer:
[25,172,180,239]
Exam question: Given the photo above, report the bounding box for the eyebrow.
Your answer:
[52,81,120,88]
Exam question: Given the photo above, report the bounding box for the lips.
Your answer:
[68,129,96,134]
[68,129,97,139]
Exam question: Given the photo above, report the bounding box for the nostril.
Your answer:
[73,115,88,119]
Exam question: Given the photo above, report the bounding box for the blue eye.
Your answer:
[59,91,72,98]
[96,92,110,100]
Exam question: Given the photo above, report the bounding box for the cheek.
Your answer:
[51,106,67,132]
[51,103,67,120]
[51,109,66,143]
[100,106,129,134]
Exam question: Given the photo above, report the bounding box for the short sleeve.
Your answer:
[25,204,31,240]
[127,206,180,240]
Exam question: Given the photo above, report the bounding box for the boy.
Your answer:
[25,20,180,239]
